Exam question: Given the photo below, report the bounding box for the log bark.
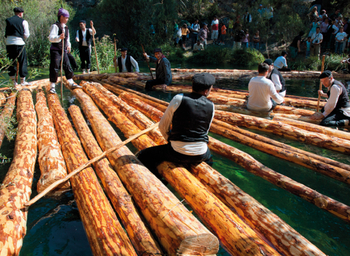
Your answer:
[46,89,137,256]
[0,92,17,149]
[270,113,321,123]
[0,90,37,256]
[68,105,163,256]
[72,87,219,255]
[215,110,350,154]
[73,71,139,81]
[35,90,70,195]
[0,92,6,106]
[107,75,145,89]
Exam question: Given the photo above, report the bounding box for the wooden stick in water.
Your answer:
[91,21,100,74]
[25,121,159,206]
[317,55,326,112]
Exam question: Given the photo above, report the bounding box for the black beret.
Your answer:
[121,47,128,51]
[79,20,86,24]
[263,59,273,65]
[193,73,215,86]
[154,48,162,53]
[319,70,332,79]
[14,7,24,13]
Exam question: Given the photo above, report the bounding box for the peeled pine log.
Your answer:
[0,92,6,106]
[73,71,139,81]
[46,90,137,255]
[73,88,219,255]
[35,90,70,195]
[107,75,145,89]
[270,113,321,124]
[68,105,162,255]
[0,90,37,256]
[0,92,17,149]
[113,88,326,255]
[215,110,350,154]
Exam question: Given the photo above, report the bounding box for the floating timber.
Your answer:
[0,90,37,256]
[0,92,17,149]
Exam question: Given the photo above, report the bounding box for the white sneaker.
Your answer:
[21,81,32,86]
[344,120,349,126]
[82,69,86,74]
[49,88,56,94]
[70,83,82,89]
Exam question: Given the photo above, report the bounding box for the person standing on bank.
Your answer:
[75,20,96,74]
[143,48,172,91]
[48,8,81,94]
[273,51,290,71]
[113,47,139,72]
[310,70,350,126]
[5,7,31,86]
[137,73,215,184]
[263,59,287,98]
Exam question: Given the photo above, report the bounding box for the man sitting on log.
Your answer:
[143,48,172,91]
[310,70,350,126]
[247,63,284,112]
[137,73,215,184]
[113,47,139,73]
[263,59,287,98]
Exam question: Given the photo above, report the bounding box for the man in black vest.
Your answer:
[137,73,215,184]
[263,59,287,98]
[310,70,350,126]
[75,20,96,74]
[48,8,81,94]
[143,48,172,91]
[113,47,139,73]
[5,7,30,86]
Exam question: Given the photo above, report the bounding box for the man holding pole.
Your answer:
[75,20,96,74]
[5,7,30,86]
[310,70,350,126]
[113,47,139,73]
[48,8,81,94]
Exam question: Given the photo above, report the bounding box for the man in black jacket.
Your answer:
[143,48,172,91]
[113,47,139,72]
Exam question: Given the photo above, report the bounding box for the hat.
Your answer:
[154,48,162,53]
[319,70,332,79]
[14,7,24,13]
[79,20,86,24]
[193,73,216,86]
[58,8,69,18]
[263,59,273,65]
[121,47,128,51]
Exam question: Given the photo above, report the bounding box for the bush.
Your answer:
[158,44,185,62]
[229,48,265,67]
[187,46,232,64]
[90,35,115,72]
[324,54,346,71]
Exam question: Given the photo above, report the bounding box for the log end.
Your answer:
[177,233,219,255]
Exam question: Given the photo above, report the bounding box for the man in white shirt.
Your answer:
[75,20,96,74]
[193,40,204,52]
[211,16,219,43]
[247,63,284,112]
[273,51,290,71]
[335,26,347,54]
[310,70,350,126]
[263,59,286,97]
[113,48,139,73]
[311,27,323,57]
[190,20,200,49]
[5,7,30,86]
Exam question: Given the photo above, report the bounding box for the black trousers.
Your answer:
[50,50,74,83]
[79,46,91,70]
[6,45,28,78]
[137,143,213,184]
[320,108,350,126]
[145,79,164,91]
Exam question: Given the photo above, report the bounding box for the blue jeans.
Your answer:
[253,42,259,50]
[335,42,344,54]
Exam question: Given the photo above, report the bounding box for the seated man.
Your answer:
[193,40,204,52]
[263,59,286,97]
[137,73,215,184]
[143,48,172,91]
[113,47,139,72]
[247,63,284,112]
[310,70,350,126]
[273,51,290,71]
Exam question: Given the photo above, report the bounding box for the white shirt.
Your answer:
[159,94,214,156]
[311,32,323,44]
[75,28,93,46]
[269,70,286,97]
[273,56,287,69]
[332,24,339,34]
[193,43,204,51]
[48,23,71,49]
[247,76,284,112]
[323,83,350,117]
[6,20,30,45]
[115,55,139,72]
[335,32,347,41]
[191,23,200,33]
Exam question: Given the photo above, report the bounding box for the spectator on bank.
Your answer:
[335,26,347,54]
[243,11,252,25]
[319,10,327,21]
[228,17,234,38]
[330,9,341,21]
[308,6,319,22]
[211,16,219,44]
[289,31,303,60]
[242,29,249,48]
[329,19,339,52]
[274,51,290,71]
[309,17,319,37]
[233,24,244,49]
[252,30,260,50]
[193,40,204,52]
[311,26,323,57]
[198,23,209,49]
[306,36,312,58]
[219,23,227,45]
[180,24,190,50]
[310,0,322,14]
[190,20,200,50]
[341,54,350,73]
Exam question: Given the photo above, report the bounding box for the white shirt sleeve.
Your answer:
[159,94,183,140]
[67,31,71,48]
[49,24,61,43]
[76,30,80,42]
[268,80,284,104]
[23,20,30,39]
[271,73,282,91]
[323,84,341,117]
[130,56,139,72]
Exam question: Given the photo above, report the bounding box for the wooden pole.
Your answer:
[141,44,154,79]
[91,23,100,74]
[317,55,326,112]
[15,60,19,85]
[60,26,65,104]
[114,38,118,73]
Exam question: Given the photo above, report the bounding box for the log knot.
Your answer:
[314,196,328,209]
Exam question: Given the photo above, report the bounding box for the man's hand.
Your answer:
[67,47,71,53]
[161,84,167,92]
[318,90,327,98]
[310,112,324,120]
[143,52,149,60]
[60,33,65,40]
[90,20,94,27]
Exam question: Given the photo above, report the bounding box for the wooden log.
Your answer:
[73,72,139,81]
[46,89,137,256]
[215,110,350,154]
[270,113,321,124]
[68,105,163,255]
[273,116,350,141]
[72,88,219,255]
[107,75,145,89]
[0,92,17,149]
[0,90,37,256]
[35,90,70,196]
[0,92,6,106]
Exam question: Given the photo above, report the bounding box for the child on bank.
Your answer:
[219,23,227,45]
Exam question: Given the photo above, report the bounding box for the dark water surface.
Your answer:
[0,65,350,255]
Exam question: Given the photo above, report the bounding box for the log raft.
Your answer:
[0,92,17,149]
[0,90,37,256]
[46,89,137,255]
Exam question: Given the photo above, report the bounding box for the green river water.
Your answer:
[0,65,350,255]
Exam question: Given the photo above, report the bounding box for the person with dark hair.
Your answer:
[263,59,286,98]
[75,20,96,74]
[113,47,139,72]
[273,51,290,71]
[143,48,172,91]
[5,7,30,86]
[211,16,219,44]
[190,20,200,49]
[247,63,284,112]
[289,31,304,60]
[198,23,209,48]
[335,26,347,54]
[137,73,215,184]
[48,8,81,94]
[311,26,323,57]
[310,70,350,126]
